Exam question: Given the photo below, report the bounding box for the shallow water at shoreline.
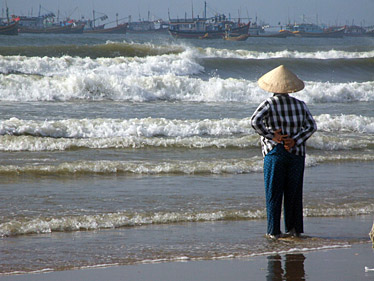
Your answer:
[1,161,373,274]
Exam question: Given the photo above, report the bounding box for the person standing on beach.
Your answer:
[251,65,317,239]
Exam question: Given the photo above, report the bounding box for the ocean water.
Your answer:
[0,32,373,275]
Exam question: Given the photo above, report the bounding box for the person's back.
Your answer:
[251,93,316,157]
[250,65,317,238]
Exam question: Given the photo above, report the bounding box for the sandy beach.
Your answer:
[1,242,373,281]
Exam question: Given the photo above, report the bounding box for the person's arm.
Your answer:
[251,100,274,140]
[292,103,317,146]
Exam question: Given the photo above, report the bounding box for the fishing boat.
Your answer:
[83,10,127,34]
[250,31,290,38]
[169,17,249,39]
[127,15,169,34]
[19,23,84,34]
[0,4,19,35]
[168,1,249,39]
[83,23,127,34]
[0,21,18,35]
[17,12,85,34]
[284,23,344,38]
[339,25,374,37]
[223,33,249,41]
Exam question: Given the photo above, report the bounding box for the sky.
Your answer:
[4,0,374,26]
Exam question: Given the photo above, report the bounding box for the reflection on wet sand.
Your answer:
[266,254,306,280]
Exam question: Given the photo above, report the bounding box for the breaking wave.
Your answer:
[0,153,373,176]
[2,203,373,237]
[1,114,373,139]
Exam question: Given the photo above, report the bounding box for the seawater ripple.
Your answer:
[1,203,373,237]
[0,154,373,176]
[1,41,374,59]
[1,114,373,138]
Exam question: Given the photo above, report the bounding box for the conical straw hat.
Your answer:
[258,65,304,93]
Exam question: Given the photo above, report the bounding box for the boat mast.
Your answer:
[93,10,95,28]
[5,0,9,23]
[204,1,207,19]
[191,1,194,19]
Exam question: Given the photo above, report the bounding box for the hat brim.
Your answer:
[258,65,304,93]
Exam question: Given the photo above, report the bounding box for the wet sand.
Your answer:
[1,242,373,281]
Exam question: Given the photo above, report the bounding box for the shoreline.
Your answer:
[1,242,373,281]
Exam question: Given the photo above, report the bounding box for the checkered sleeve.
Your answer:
[250,99,274,140]
[292,101,317,146]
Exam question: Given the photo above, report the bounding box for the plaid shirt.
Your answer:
[251,94,317,157]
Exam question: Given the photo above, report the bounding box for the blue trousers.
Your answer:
[263,144,305,235]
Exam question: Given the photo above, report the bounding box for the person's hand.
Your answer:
[272,129,288,143]
[283,137,295,151]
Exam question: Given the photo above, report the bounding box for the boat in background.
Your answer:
[250,30,291,38]
[168,1,249,39]
[0,21,18,35]
[169,14,249,39]
[83,23,127,34]
[0,4,19,35]
[17,12,85,34]
[223,32,249,41]
[283,23,345,38]
[20,23,84,34]
[82,10,127,34]
[169,22,249,39]
[339,25,374,37]
[127,15,169,34]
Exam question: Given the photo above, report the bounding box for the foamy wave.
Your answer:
[1,114,372,140]
[304,204,374,217]
[296,81,374,103]
[0,135,259,151]
[309,133,374,150]
[1,69,373,103]
[0,117,254,138]
[315,114,374,133]
[0,133,373,152]
[200,47,374,60]
[2,202,373,237]
[0,50,202,78]
[306,154,374,167]
[0,153,373,176]
[0,158,264,175]
[0,209,267,237]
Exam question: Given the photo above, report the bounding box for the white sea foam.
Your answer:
[1,46,374,103]
[1,70,373,103]
[0,209,267,237]
[200,47,374,60]
[1,114,372,140]
[0,135,259,151]
[315,114,374,133]
[0,153,373,176]
[0,158,265,175]
[0,117,254,138]
[1,202,373,237]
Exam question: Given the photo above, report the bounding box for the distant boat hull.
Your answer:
[223,34,249,41]
[292,28,345,38]
[19,24,84,34]
[250,32,290,38]
[84,24,127,34]
[169,24,249,39]
[127,28,168,34]
[0,22,19,35]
